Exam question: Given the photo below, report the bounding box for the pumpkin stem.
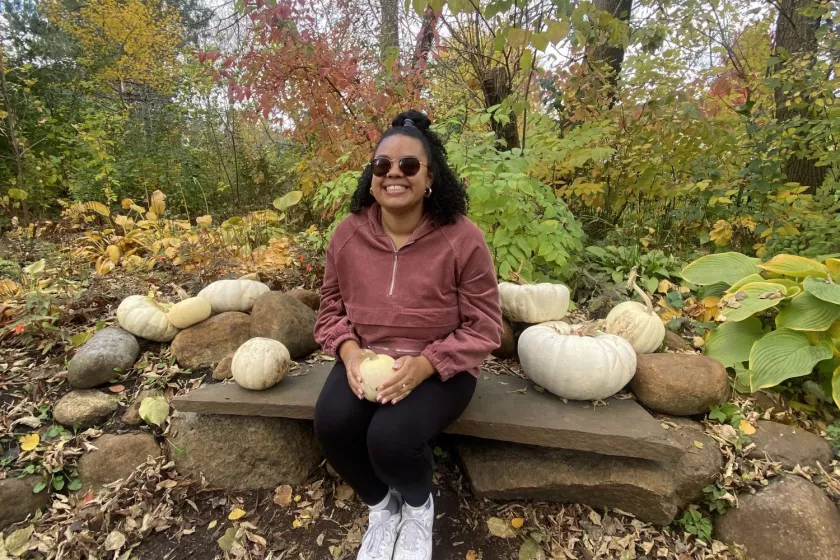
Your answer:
[509,270,531,285]
[627,268,654,313]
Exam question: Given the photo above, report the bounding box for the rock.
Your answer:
[457,418,722,525]
[77,433,162,493]
[67,327,140,388]
[121,389,163,426]
[169,412,320,490]
[747,421,833,469]
[714,476,840,560]
[212,353,234,381]
[491,319,516,359]
[53,390,119,429]
[630,354,729,416]
[287,288,320,312]
[250,292,318,359]
[0,476,50,530]
[170,312,251,370]
[663,330,693,352]
[752,390,788,414]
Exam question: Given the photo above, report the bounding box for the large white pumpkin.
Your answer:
[231,337,290,390]
[167,297,212,329]
[518,322,637,401]
[604,278,665,354]
[197,279,270,313]
[360,353,395,402]
[117,295,179,342]
[498,282,570,323]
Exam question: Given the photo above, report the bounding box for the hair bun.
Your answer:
[392,110,431,131]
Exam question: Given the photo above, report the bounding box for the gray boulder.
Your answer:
[250,292,318,359]
[67,327,139,388]
[53,390,119,429]
[170,312,251,370]
[0,476,50,530]
[747,420,833,470]
[77,433,162,493]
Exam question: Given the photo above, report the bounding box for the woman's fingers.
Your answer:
[377,371,412,402]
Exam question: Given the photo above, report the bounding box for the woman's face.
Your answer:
[370,135,432,215]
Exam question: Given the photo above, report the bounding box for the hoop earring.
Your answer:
[369,187,373,195]
[424,187,432,198]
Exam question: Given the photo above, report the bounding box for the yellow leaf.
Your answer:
[228,508,246,520]
[709,220,733,247]
[739,419,756,435]
[20,433,39,451]
[208,520,217,529]
[106,244,121,264]
[692,440,704,449]
[657,279,673,294]
[292,518,302,528]
[146,211,158,222]
[692,336,705,348]
[511,517,525,529]
[196,215,212,228]
[0,278,22,298]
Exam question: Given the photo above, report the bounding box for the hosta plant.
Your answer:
[680,252,840,407]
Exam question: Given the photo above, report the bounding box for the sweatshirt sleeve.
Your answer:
[314,239,360,359]
[422,228,503,380]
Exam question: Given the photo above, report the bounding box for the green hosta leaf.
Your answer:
[775,293,840,331]
[720,282,787,322]
[749,329,833,390]
[139,396,170,427]
[681,252,761,286]
[272,190,303,212]
[758,254,828,279]
[7,188,28,200]
[803,276,840,305]
[705,318,763,367]
[726,274,765,293]
[833,366,840,409]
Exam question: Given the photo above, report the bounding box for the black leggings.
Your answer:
[313,361,476,507]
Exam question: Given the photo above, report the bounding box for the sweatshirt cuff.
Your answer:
[328,331,360,359]
[421,347,455,381]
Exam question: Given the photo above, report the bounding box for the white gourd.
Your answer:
[359,353,395,401]
[604,273,666,354]
[498,282,570,323]
[117,295,179,342]
[167,297,212,329]
[231,337,290,390]
[518,321,637,401]
[197,279,270,313]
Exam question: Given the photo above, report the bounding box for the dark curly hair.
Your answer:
[349,110,468,226]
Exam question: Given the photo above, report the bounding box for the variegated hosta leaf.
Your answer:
[726,274,765,293]
[719,282,787,322]
[826,258,840,282]
[758,254,828,279]
[803,276,840,305]
[749,328,833,391]
[833,365,840,409]
[681,252,762,286]
[775,292,840,331]
[705,318,764,367]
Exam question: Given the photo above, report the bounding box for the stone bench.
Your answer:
[170,362,721,525]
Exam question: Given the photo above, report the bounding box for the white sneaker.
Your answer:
[393,494,434,560]
[357,505,400,560]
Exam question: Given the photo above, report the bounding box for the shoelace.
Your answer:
[362,512,390,557]
[396,517,427,552]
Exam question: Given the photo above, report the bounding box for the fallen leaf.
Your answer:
[335,483,354,502]
[104,531,126,551]
[217,527,238,552]
[692,336,705,348]
[518,538,546,560]
[108,384,125,393]
[208,520,218,530]
[273,485,293,506]
[292,518,302,528]
[228,508,246,520]
[5,524,34,557]
[693,440,705,449]
[466,550,479,560]
[739,419,757,435]
[316,532,325,546]
[486,517,516,538]
[139,396,170,427]
[511,517,525,529]
[19,433,39,451]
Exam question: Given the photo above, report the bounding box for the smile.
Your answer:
[384,185,409,193]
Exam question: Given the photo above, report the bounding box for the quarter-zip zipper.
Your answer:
[388,239,399,297]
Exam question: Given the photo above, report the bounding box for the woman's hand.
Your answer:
[376,355,436,405]
[340,341,374,400]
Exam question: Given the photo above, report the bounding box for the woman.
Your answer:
[313,110,502,560]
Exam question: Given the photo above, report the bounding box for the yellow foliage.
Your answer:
[45,0,182,92]
[709,220,733,247]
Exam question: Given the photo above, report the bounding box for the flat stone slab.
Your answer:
[172,363,684,463]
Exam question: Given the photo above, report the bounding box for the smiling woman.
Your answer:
[313,111,502,560]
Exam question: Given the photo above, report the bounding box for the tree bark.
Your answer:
[773,0,826,191]
[481,67,520,150]
[379,0,399,60]
[0,44,29,223]
[586,0,633,101]
[411,6,436,69]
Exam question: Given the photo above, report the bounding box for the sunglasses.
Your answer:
[370,156,428,177]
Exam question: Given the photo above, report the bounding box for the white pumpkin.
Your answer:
[117,295,179,342]
[604,276,665,354]
[498,282,570,323]
[231,337,291,390]
[518,321,637,401]
[167,297,212,329]
[360,353,395,402]
[197,279,270,313]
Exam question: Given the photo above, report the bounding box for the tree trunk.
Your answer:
[412,6,436,69]
[586,0,632,101]
[773,0,826,191]
[0,44,29,223]
[379,0,399,60]
[481,67,520,150]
